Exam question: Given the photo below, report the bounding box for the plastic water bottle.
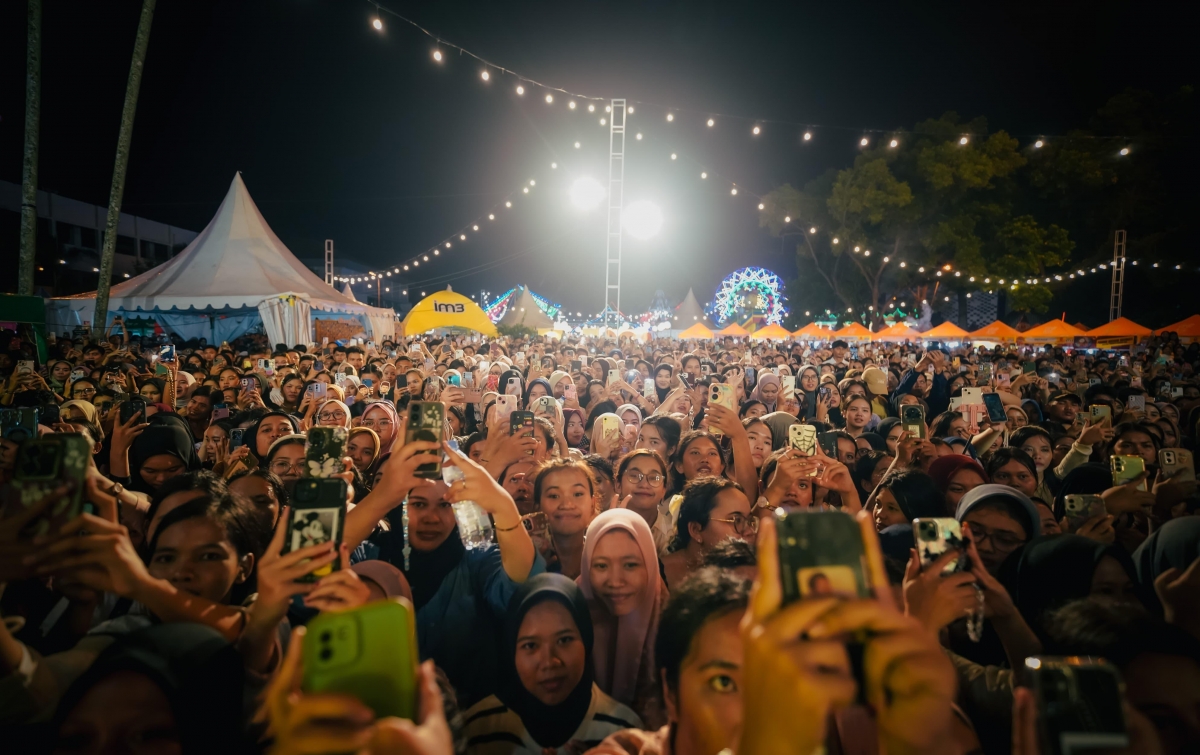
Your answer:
[443,440,493,549]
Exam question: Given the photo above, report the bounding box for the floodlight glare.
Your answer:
[569,177,606,210]
[623,200,663,240]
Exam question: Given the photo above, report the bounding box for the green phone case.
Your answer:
[11,434,91,539]
[303,598,419,720]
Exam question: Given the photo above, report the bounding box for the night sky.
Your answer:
[0,0,1191,317]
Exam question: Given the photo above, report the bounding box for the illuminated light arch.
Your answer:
[482,286,562,323]
[707,267,789,326]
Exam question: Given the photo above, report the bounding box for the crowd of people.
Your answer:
[2,320,1199,754]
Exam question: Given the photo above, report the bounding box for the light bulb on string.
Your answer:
[803,131,812,141]
[701,172,708,179]
[636,133,643,140]
[574,142,581,149]
[758,203,764,210]
[516,85,524,95]
[488,214,495,220]
[784,216,791,223]
[627,106,634,114]
[707,118,715,127]
[731,188,738,195]
[433,250,439,255]
[889,139,898,148]
[859,137,869,146]
[432,49,443,62]
[809,226,817,234]
[472,225,479,231]
[752,125,761,135]
[372,17,383,30]
[587,104,595,112]
[1119,147,1130,156]
[545,94,554,104]
[445,242,451,248]
[505,201,512,208]
[670,153,677,160]
[600,118,606,125]
[1034,140,1044,148]
[550,162,557,169]
[605,105,611,113]
[832,237,839,244]
[568,101,576,110]
[523,187,529,193]
[666,113,674,122]
[480,70,490,81]
[460,234,467,240]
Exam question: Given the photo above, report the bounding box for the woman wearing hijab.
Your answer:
[577,509,667,726]
[360,401,400,455]
[124,417,201,494]
[463,574,643,754]
[651,364,674,405]
[50,623,253,755]
[616,403,643,429]
[499,368,524,402]
[1001,534,1147,643]
[796,365,820,419]
[748,373,780,414]
[1133,516,1200,617]
[759,410,800,451]
[562,407,589,451]
[314,398,352,428]
[929,454,989,515]
[243,411,300,464]
[523,377,553,409]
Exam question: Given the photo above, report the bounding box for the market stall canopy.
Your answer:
[1021,319,1088,341]
[674,288,709,325]
[793,322,833,339]
[1086,317,1152,338]
[833,322,874,340]
[750,323,793,340]
[496,287,553,329]
[716,322,749,337]
[678,322,714,339]
[921,321,971,339]
[48,173,394,343]
[876,322,919,341]
[1159,314,1200,337]
[970,320,1022,341]
[401,289,497,337]
[341,283,358,302]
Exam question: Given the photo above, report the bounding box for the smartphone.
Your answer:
[818,384,831,401]
[1158,448,1195,484]
[9,434,92,540]
[312,359,326,371]
[303,598,419,719]
[514,351,526,365]
[789,423,818,456]
[777,510,872,603]
[242,359,253,370]
[240,377,257,394]
[952,356,962,371]
[571,359,582,372]
[307,382,328,402]
[1063,494,1107,528]
[38,403,60,427]
[256,358,274,374]
[120,398,148,425]
[494,394,517,425]
[1088,405,1112,427]
[229,427,245,450]
[708,383,736,412]
[780,375,796,399]
[913,518,965,575]
[1026,656,1128,755]
[405,402,445,478]
[283,478,346,582]
[461,373,483,404]
[745,366,756,385]
[981,392,1007,423]
[606,370,621,388]
[305,427,348,478]
[643,379,655,399]
[625,369,640,385]
[0,407,40,443]
[901,405,926,439]
[505,377,522,397]
[211,403,230,421]
[1023,361,1037,374]
[564,383,578,402]
[509,411,535,449]
[1126,395,1145,412]
[1110,455,1146,491]
[978,362,993,383]
[157,344,176,362]
[531,396,557,416]
[599,414,621,444]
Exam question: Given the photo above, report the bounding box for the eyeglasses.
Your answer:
[73,387,96,395]
[963,521,1025,550]
[317,411,347,423]
[362,418,393,429]
[269,459,305,475]
[711,513,759,536]
[623,471,665,486]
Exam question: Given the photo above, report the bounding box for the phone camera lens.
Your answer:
[319,648,333,662]
[320,631,332,643]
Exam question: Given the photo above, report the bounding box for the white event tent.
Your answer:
[47,173,395,345]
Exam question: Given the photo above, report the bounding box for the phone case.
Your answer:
[707,384,735,437]
[303,598,419,720]
[1110,455,1145,490]
[405,402,445,478]
[495,394,517,424]
[285,478,347,582]
[532,396,557,416]
[789,424,818,456]
[0,407,40,443]
[1089,405,1111,426]
[901,405,926,439]
[305,427,348,478]
[9,434,91,540]
[510,411,535,438]
[1063,494,1107,524]
[600,415,621,443]
[119,399,148,425]
[1027,657,1128,755]
[913,518,964,574]
[1158,448,1195,484]
[776,510,872,604]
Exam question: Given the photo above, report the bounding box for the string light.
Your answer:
[505,201,512,207]
[480,70,489,81]
[600,118,606,125]
[432,49,442,62]
[959,136,969,145]
[758,203,764,210]
[707,118,715,127]
[1119,147,1130,155]
[803,132,812,141]
[568,101,576,110]
[701,172,708,179]
[488,213,495,220]
[752,125,761,135]
[859,137,869,146]
[666,113,674,122]
[628,106,634,114]
[372,17,383,30]
[545,94,553,103]
[636,133,643,140]
[574,141,581,149]
[889,139,898,148]
[783,216,791,223]
[550,163,557,169]
[731,188,738,195]
[670,153,677,160]
[515,85,524,95]
[587,104,595,112]
[1034,140,1044,148]
[808,226,817,234]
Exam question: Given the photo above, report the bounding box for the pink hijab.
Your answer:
[361,400,401,454]
[576,509,667,708]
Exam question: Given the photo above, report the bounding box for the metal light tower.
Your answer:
[324,239,334,286]
[603,99,626,327]
[1109,229,1126,321]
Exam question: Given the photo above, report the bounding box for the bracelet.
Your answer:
[495,520,523,532]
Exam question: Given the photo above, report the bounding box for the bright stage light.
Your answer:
[959,136,969,145]
[667,113,674,122]
[574,141,581,149]
[752,126,761,135]
[432,50,443,62]
[1034,140,1044,148]
[670,153,677,160]
[569,177,606,210]
[860,137,869,146]
[889,139,898,148]
[623,201,663,240]
[731,188,738,195]
[707,118,715,127]
[372,18,383,30]
[803,131,812,141]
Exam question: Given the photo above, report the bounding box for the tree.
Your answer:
[761,113,1074,324]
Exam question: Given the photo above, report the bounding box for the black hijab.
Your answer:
[1000,534,1147,641]
[1133,516,1200,615]
[653,365,673,404]
[53,623,251,754]
[797,365,820,419]
[497,573,595,749]
[245,410,300,462]
[128,416,201,494]
[386,505,466,611]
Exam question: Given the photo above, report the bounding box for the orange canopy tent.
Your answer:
[716,322,749,337]
[970,321,1023,341]
[792,322,833,339]
[876,322,919,341]
[1021,319,1088,342]
[1158,314,1200,337]
[678,322,714,339]
[1086,317,1152,338]
[921,321,971,339]
[833,322,873,340]
[750,323,794,340]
